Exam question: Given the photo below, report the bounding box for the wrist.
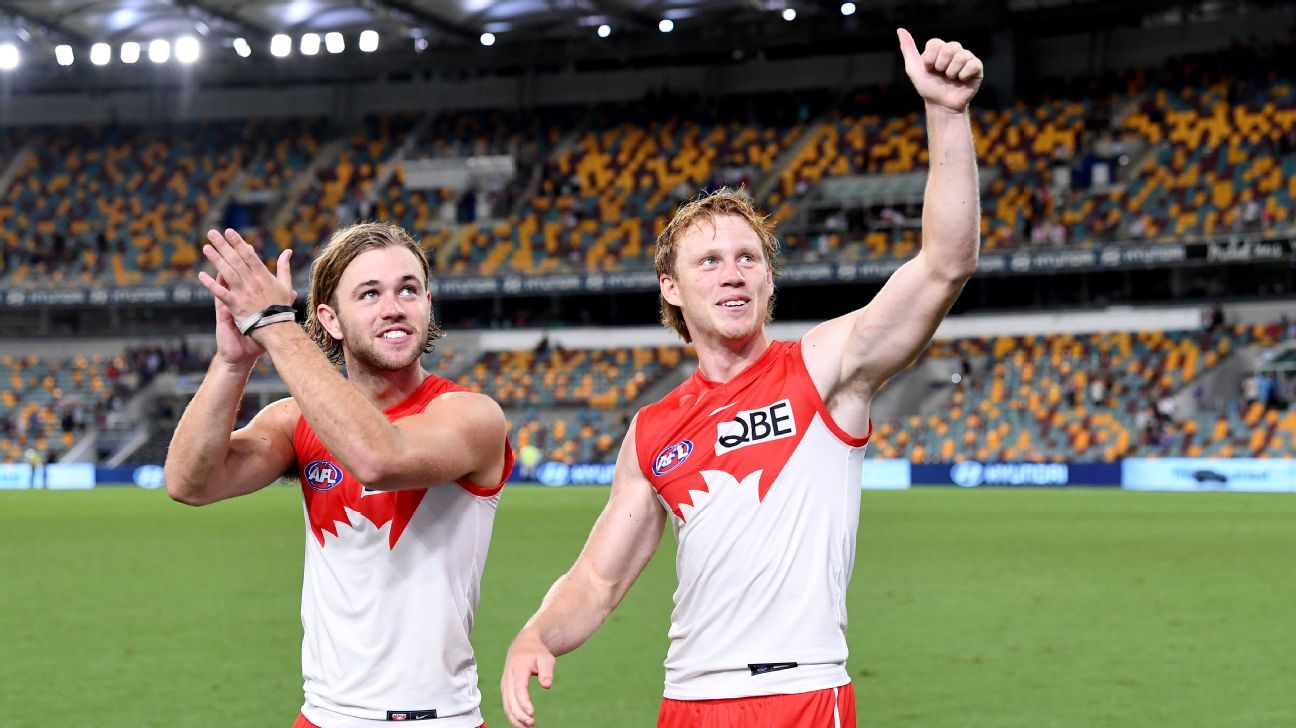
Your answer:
[926,102,970,119]
[213,356,256,378]
[249,318,300,348]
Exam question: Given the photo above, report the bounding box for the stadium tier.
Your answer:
[873,323,1296,463]
[0,344,205,463]
[4,47,1291,290]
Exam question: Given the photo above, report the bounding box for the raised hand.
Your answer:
[197,228,296,324]
[897,28,984,113]
[211,273,266,367]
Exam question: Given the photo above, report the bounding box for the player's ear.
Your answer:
[660,275,682,307]
[317,304,343,341]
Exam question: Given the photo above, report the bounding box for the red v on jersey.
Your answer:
[292,374,466,549]
[637,341,852,521]
[300,475,427,549]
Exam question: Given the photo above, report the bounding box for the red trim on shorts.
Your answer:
[658,683,855,728]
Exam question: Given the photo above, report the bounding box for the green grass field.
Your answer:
[3,486,1295,727]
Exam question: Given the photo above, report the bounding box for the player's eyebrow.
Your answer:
[351,275,419,295]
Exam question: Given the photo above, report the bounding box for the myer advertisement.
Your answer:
[1121,458,1296,492]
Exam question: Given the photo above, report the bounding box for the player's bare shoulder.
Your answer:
[423,390,506,427]
[237,396,302,450]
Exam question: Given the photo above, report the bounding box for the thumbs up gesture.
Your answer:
[896,28,984,113]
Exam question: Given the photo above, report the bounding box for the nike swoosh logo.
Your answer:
[709,402,737,417]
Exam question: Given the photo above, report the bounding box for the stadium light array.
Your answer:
[480,32,495,47]
[300,33,321,55]
[597,24,611,38]
[233,37,251,58]
[270,33,291,57]
[841,2,856,15]
[359,30,379,53]
[0,44,18,71]
[55,45,74,67]
[121,41,140,64]
[782,8,797,21]
[90,42,110,66]
[149,39,171,63]
[175,36,200,64]
[325,32,344,54]
[659,19,674,33]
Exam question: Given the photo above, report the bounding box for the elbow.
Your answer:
[164,468,212,507]
[946,263,977,285]
[920,245,978,284]
[347,452,397,490]
[167,485,212,507]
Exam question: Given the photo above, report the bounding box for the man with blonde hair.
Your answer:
[165,222,511,728]
[502,29,983,727]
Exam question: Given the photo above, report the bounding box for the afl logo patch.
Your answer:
[304,460,344,491]
[653,440,693,476]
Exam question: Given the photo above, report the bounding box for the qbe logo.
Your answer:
[715,399,796,456]
[653,440,693,476]
[304,460,344,491]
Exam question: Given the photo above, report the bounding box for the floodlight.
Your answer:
[175,36,200,64]
[359,30,379,52]
[55,45,74,66]
[149,39,170,63]
[271,34,291,57]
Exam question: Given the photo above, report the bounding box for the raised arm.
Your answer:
[501,417,665,728]
[165,271,297,506]
[253,324,509,490]
[196,228,508,491]
[803,29,982,431]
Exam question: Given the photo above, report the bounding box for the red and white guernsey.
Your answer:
[635,340,870,700]
[292,374,512,728]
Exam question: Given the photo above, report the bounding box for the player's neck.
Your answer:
[693,330,772,383]
[344,362,429,410]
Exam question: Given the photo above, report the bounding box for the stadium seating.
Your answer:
[1,121,250,286]
[869,323,1293,463]
[457,345,684,408]
[0,345,204,463]
[3,50,1292,288]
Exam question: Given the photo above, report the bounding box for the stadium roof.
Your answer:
[0,0,1264,90]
